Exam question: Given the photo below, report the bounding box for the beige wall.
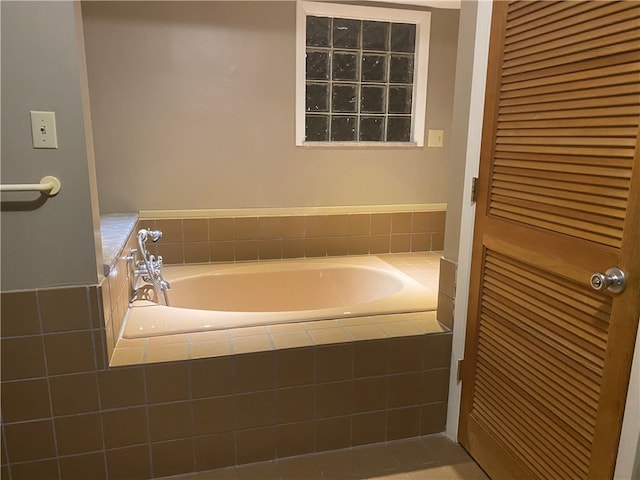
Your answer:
[1,1,101,291]
[443,0,477,261]
[81,1,460,213]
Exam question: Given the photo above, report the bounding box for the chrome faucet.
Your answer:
[130,229,171,306]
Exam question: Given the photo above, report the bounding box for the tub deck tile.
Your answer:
[306,327,352,345]
[379,322,425,338]
[408,312,448,335]
[231,334,274,354]
[343,324,388,341]
[270,331,314,349]
[190,339,233,359]
[109,347,146,367]
[145,343,188,364]
[111,311,447,365]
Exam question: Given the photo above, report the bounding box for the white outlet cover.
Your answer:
[427,129,444,148]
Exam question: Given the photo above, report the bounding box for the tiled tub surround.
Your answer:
[1,208,449,479]
[100,208,445,369]
[1,252,450,480]
[137,209,446,264]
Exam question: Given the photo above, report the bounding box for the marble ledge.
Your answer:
[101,213,138,275]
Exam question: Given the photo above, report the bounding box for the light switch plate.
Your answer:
[30,111,58,149]
[427,129,444,148]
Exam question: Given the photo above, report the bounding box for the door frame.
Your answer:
[444,1,640,478]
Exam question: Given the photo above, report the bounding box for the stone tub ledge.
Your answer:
[100,212,138,275]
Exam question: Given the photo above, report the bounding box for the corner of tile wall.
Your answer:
[437,257,457,330]
[102,226,138,361]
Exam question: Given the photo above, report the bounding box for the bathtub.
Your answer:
[123,255,436,338]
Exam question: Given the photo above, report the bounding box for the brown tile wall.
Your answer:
[101,228,138,362]
[137,210,446,265]
[436,257,457,330]
[1,284,451,479]
[1,209,448,479]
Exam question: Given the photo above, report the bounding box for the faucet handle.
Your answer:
[137,229,163,243]
[153,255,164,276]
[149,230,163,242]
[124,248,138,262]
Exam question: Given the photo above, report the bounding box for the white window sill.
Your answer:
[299,141,422,148]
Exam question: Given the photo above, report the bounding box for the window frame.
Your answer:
[296,1,431,147]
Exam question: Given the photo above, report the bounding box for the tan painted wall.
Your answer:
[1,1,101,291]
[443,0,477,261]
[81,1,460,213]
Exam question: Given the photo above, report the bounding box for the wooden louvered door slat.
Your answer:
[458,2,640,479]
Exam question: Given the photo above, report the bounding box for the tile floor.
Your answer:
[158,434,489,480]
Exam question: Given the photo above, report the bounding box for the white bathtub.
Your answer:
[123,255,436,338]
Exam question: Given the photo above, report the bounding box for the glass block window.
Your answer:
[297,2,431,146]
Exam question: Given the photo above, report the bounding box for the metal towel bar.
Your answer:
[0,176,61,196]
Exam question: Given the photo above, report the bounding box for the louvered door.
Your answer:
[458,2,640,479]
